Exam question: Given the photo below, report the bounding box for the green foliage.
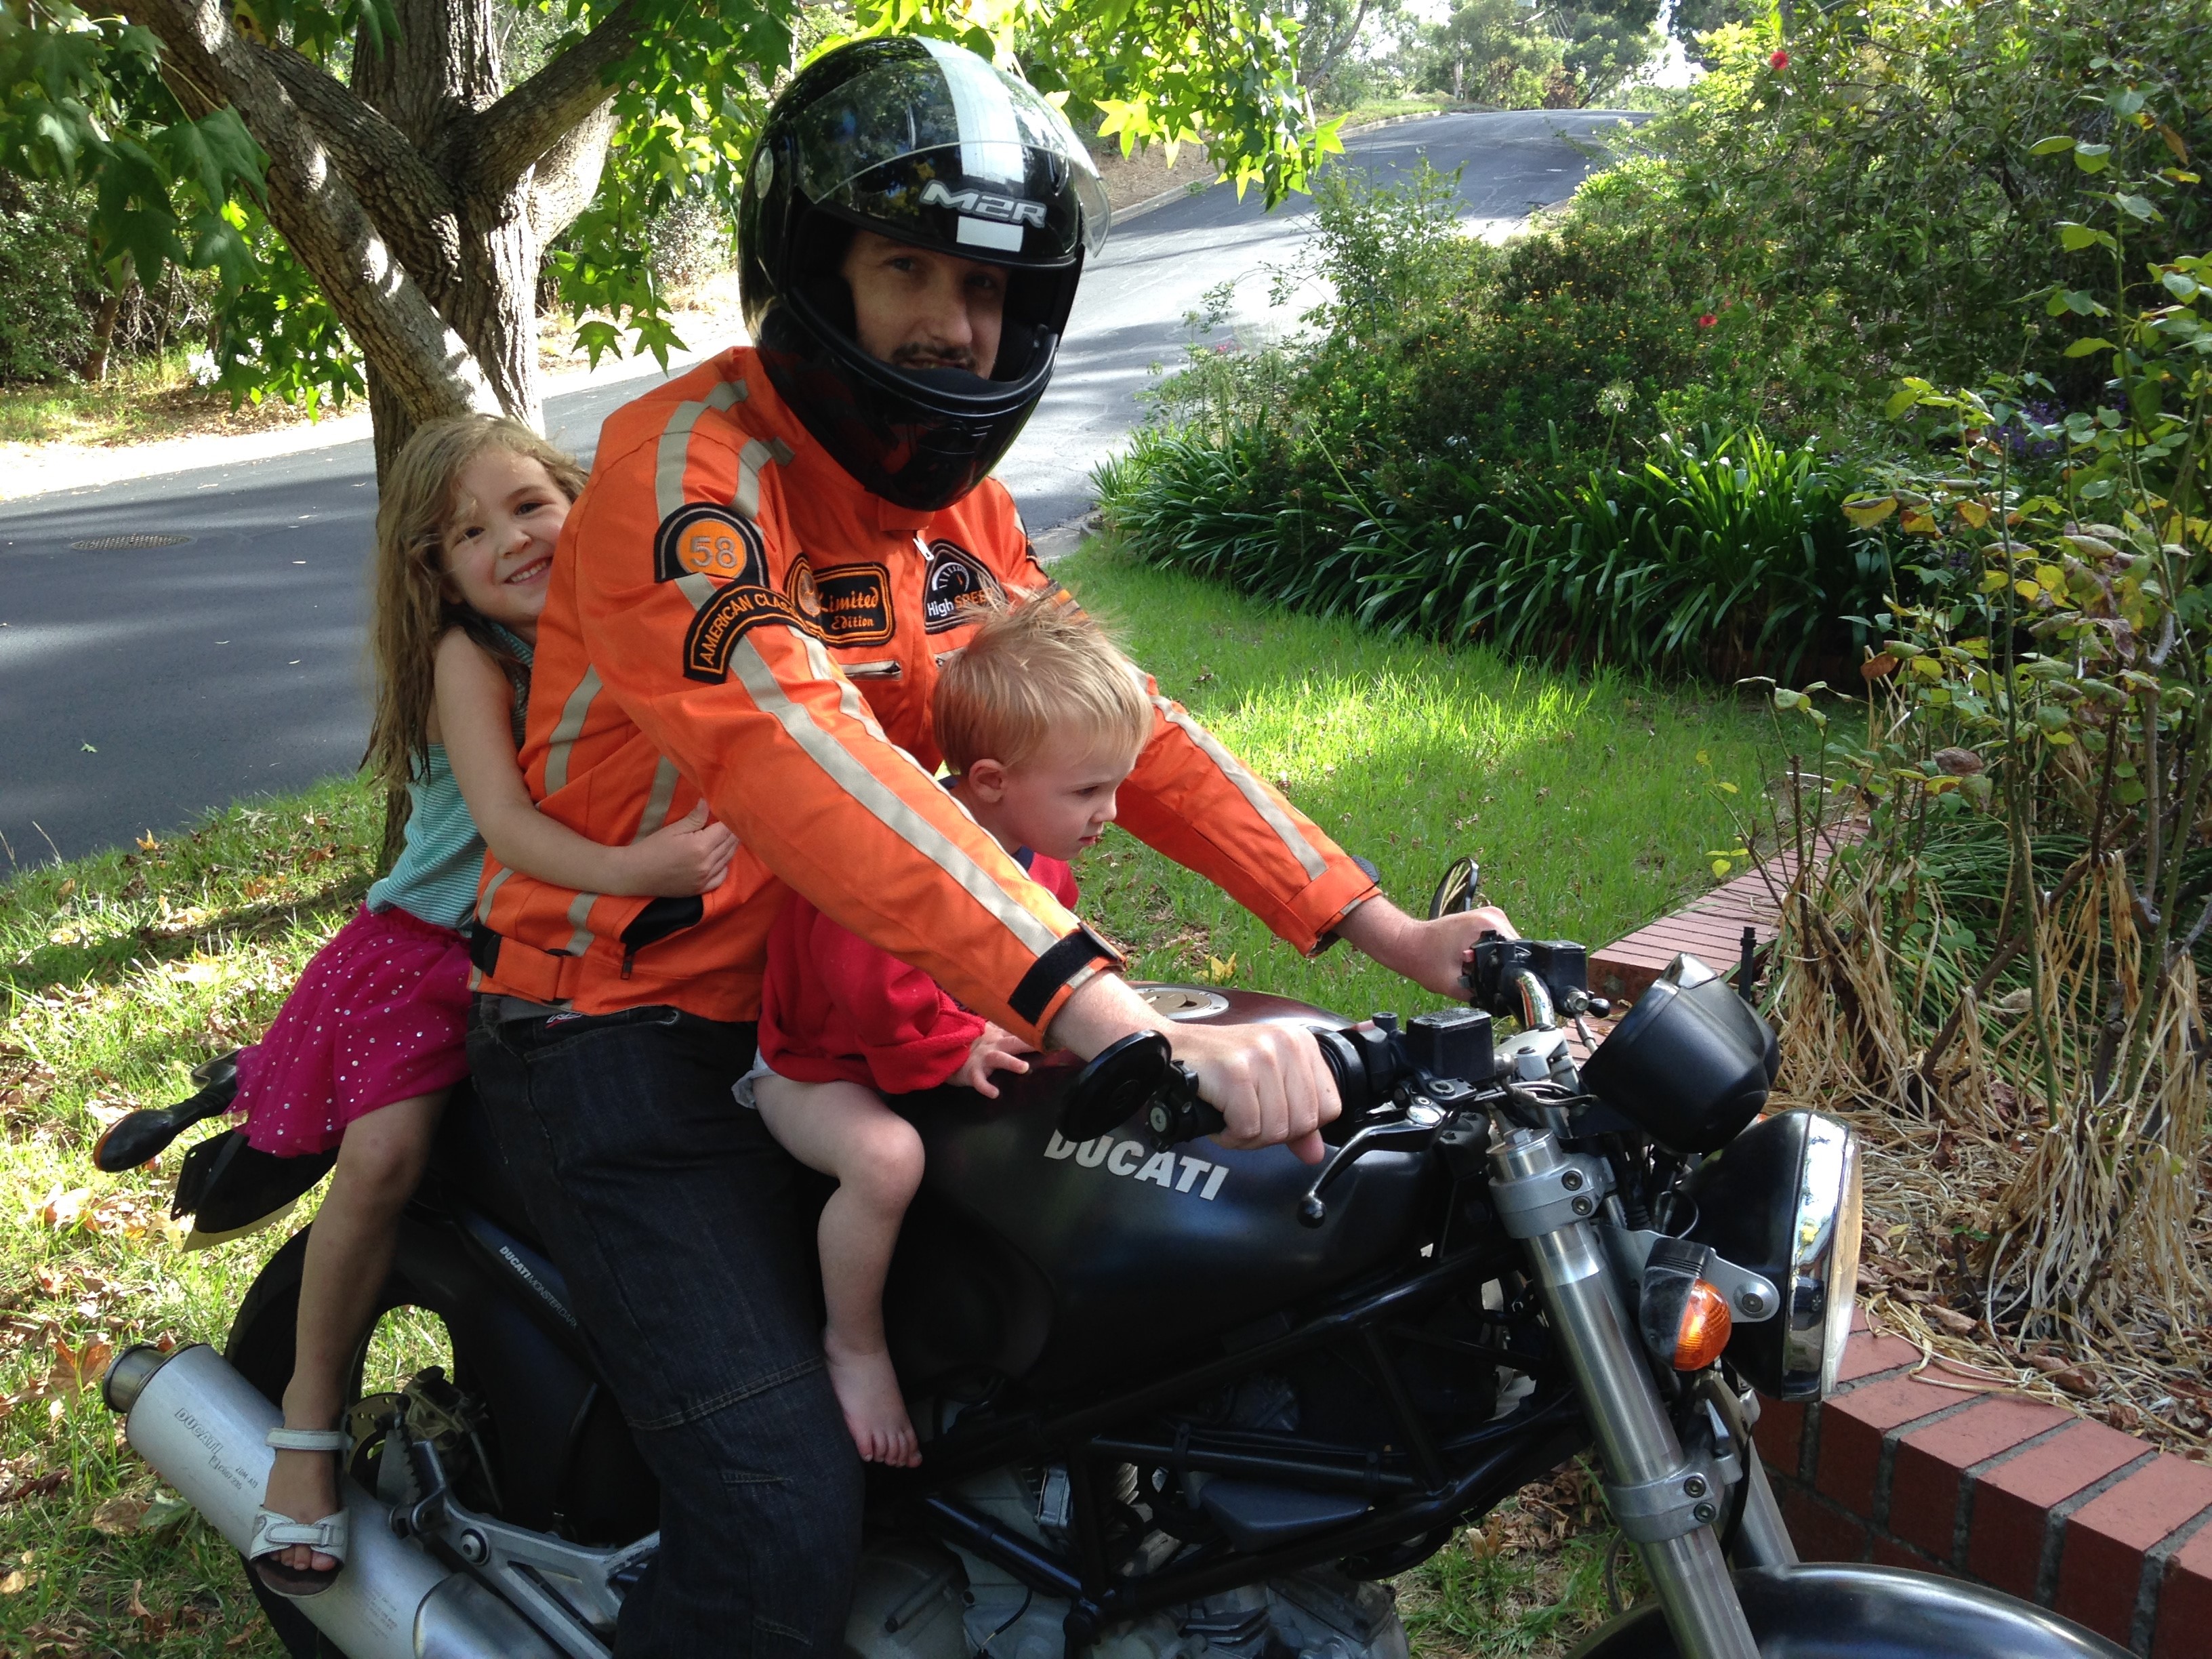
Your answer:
[1101,422,1880,678]
[0,176,95,380]
[1640,0,2212,401]
[1416,0,1563,106]
[0,0,1341,403]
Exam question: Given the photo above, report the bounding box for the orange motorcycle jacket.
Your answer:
[469,347,1379,1047]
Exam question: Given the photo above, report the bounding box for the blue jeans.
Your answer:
[466,1001,862,1654]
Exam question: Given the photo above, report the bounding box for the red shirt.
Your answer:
[759,851,1079,1094]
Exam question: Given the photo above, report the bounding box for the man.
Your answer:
[465,35,1510,1653]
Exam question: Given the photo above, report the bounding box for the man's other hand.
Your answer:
[1336,896,1519,1000]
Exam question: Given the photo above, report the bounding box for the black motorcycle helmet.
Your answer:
[739,37,1111,512]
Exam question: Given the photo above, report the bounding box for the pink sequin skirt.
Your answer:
[232,904,474,1155]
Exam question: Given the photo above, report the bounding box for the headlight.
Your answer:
[1684,1111,1864,1400]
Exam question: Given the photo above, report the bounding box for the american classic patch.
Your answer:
[655,503,769,587]
[682,583,819,682]
[922,539,1004,632]
[796,561,893,646]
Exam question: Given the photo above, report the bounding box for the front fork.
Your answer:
[1490,1126,1787,1659]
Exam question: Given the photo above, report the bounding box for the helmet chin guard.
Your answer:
[739,37,1110,512]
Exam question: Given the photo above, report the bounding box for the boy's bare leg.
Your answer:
[266,1091,446,1570]
[753,1077,925,1467]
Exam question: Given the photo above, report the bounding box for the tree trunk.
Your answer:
[123,0,638,479]
[82,286,125,384]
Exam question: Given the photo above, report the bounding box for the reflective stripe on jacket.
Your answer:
[471,347,1377,1045]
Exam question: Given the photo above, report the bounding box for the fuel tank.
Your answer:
[886,986,1434,1393]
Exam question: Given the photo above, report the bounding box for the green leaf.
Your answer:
[2057,221,2115,251]
[2064,337,2116,357]
[2028,135,2076,156]
[2073,142,2112,173]
[2163,270,2203,301]
[2113,192,2158,222]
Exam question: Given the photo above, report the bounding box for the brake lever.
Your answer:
[1298,1114,1444,1229]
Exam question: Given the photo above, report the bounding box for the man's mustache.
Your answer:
[890,342,977,371]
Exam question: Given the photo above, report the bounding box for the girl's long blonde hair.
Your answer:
[364,414,586,802]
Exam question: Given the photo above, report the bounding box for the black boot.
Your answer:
[94,1052,243,1172]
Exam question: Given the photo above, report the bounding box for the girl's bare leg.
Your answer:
[753,1078,925,1467]
[263,1092,446,1571]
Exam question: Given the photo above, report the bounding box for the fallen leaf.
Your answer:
[135,832,159,853]
[129,1579,169,1639]
[140,1492,192,1538]
[33,1186,90,1229]
[44,1336,114,1401]
[0,1568,30,1593]
[89,1494,148,1536]
[1925,1303,1977,1336]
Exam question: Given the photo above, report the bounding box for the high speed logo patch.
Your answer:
[788,560,893,646]
[682,584,820,682]
[656,504,768,587]
[922,539,1004,633]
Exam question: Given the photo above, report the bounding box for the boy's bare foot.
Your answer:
[824,1331,920,1468]
[262,1443,343,1572]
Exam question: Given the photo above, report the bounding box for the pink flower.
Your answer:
[1698,312,1717,328]
[1769,49,1789,68]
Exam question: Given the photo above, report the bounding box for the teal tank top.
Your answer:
[366,627,533,932]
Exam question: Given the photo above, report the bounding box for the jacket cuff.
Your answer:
[1011,925,1123,1046]
[1292,860,1385,956]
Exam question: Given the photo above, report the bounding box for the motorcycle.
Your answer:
[98,869,2125,1659]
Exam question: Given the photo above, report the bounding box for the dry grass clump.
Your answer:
[1759,830,2211,1452]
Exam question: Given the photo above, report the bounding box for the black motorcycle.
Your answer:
[99,895,2124,1659]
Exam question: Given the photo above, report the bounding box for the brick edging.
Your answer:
[1751,1321,2212,1656]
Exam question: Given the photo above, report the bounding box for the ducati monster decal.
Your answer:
[922,539,1004,633]
[1042,1131,1230,1199]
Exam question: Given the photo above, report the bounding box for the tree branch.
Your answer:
[253,40,459,298]
[528,98,619,247]
[120,0,499,428]
[468,0,640,207]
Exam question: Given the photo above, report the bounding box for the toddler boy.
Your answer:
[746,598,1154,1465]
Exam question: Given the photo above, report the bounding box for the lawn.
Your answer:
[0,542,1768,1656]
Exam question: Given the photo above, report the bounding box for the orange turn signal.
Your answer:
[1672,1280,1734,1370]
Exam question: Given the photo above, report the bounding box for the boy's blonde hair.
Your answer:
[363,414,587,797]
[933,596,1152,774]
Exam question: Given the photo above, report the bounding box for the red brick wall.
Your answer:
[1753,1318,2212,1656]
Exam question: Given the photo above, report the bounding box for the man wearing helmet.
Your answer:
[465,36,1510,1652]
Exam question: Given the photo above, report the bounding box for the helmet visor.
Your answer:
[788,39,1109,264]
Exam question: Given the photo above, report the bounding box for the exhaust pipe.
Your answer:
[105,1344,564,1659]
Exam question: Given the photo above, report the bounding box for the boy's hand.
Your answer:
[951,1023,1031,1097]
[628,802,739,896]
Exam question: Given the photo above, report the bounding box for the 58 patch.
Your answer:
[787,558,894,646]
[656,503,768,587]
[682,583,820,682]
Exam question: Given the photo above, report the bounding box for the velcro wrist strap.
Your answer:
[1009,925,1124,1027]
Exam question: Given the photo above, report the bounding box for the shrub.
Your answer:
[0,178,96,383]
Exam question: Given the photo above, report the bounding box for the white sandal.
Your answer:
[249,1427,352,1597]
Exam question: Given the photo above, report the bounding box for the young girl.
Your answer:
[226,416,734,1597]
[745,600,1153,1467]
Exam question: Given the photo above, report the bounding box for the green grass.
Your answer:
[1061,543,1770,1021]
[0,544,1767,1655]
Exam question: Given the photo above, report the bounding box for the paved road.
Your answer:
[0,109,1640,867]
